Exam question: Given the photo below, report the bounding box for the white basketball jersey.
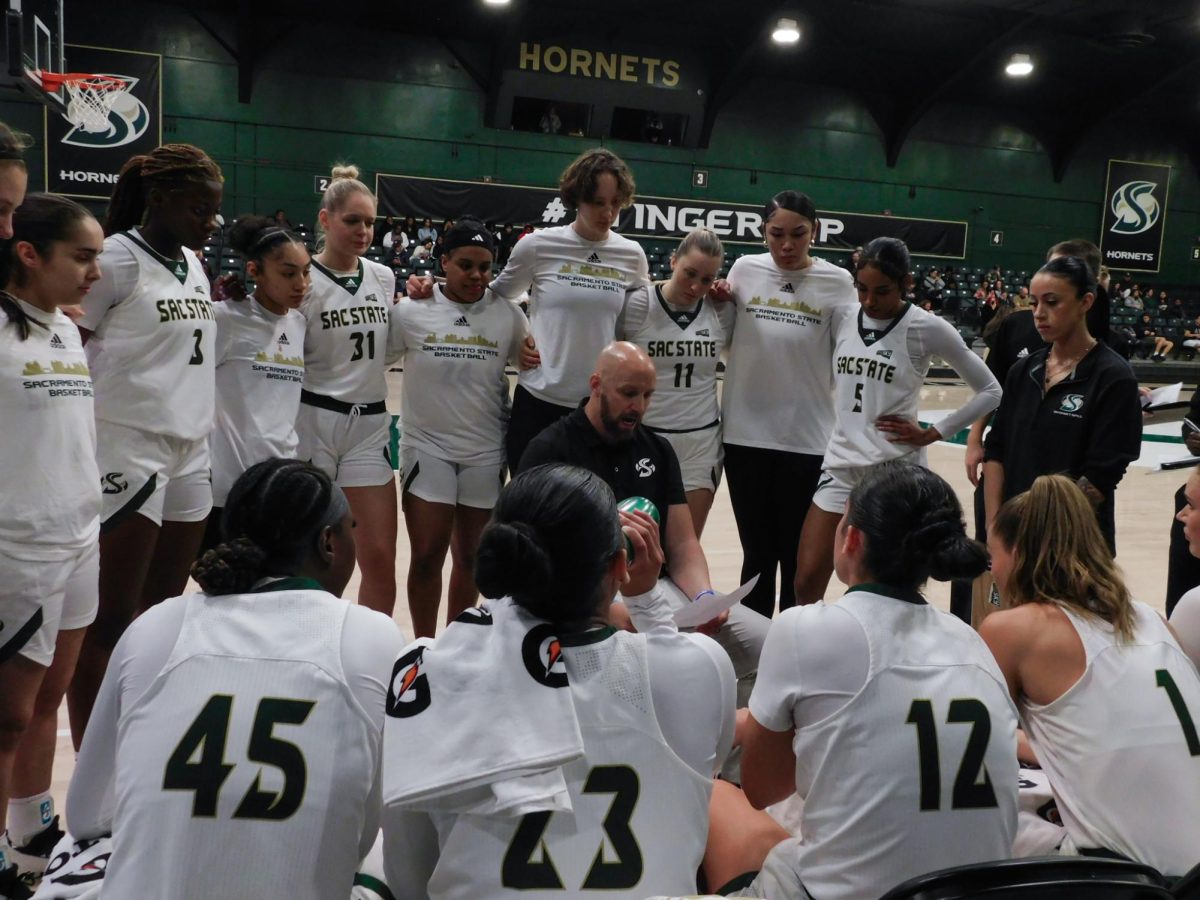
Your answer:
[825,303,928,471]
[625,285,732,431]
[1021,602,1200,875]
[426,631,712,900]
[105,583,379,900]
[0,300,99,557]
[210,298,306,505]
[790,590,1018,900]
[84,231,215,440]
[300,259,396,403]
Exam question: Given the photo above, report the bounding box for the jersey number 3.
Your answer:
[502,764,641,890]
[907,698,998,810]
[163,694,314,820]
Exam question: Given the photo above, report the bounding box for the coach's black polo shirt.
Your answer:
[984,341,1140,550]
[518,405,686,546]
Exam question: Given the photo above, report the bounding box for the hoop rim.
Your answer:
[37,71,127,93]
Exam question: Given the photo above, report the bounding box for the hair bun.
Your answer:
[330,163,360,182]
[191,536,267,595]
[474,521,552,603]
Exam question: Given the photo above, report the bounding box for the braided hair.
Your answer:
[191,458,349,595]
[847,462,988,590]
[105,143,223,236]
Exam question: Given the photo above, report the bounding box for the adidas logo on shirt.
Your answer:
[471,234,485,243]
[49,333,65,349]
[278,334,290,345]
[587,252,602,263]
[780,283,795,293]
[454,315,470,327]
[1017,347,1030,358]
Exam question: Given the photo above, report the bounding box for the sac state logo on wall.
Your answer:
[59,72,151,149]
[1109,181,1161,236]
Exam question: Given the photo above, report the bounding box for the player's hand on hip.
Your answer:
[876,415,940,447]
[406,273,435,299]
[621,509,664,596]
[518,335,541,370]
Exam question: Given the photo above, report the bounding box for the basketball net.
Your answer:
[40,72,128,133]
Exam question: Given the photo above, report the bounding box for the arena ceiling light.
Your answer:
[772,18,801,45]
[1005,53,1034,77]
[482,0,511,6]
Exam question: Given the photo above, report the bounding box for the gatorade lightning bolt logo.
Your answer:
[1109,180,1161,235]
[386,646,432,718]
[521,624,568,688]
[454,606,494,626]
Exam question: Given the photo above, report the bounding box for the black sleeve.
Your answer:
[984,364,1023,464]
[985,316,1017,381]
[1088,285,1111,345]
[662,441,686,507]
[1081,370,1143,494]
[1183,388,1200,439]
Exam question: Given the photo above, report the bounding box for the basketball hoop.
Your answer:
[38,72,127,133]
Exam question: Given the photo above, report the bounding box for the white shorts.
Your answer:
[296,404,395,489]
[0,541,99,667]
[811,467,859,514]
[658,424,723,493]
[400,445,503,509]
[96,420,213,527]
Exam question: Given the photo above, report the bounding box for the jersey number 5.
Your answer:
[163,694,315,820]
[853,382,864,412]
[907,698,998,810]
[502,764,642,890]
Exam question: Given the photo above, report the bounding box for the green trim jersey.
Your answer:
[300,258,397,403]
[491,225,649,407]
[78,229,215,441]
[620,284,735,432]
[722,254,857,454]
[825,303,1000,471]
[386,285,529,467]
[211,297,307,506]
[0,299,100,558]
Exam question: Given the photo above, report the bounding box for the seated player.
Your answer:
[983,474,1200,877]
[1171,463,1200,666]
[707,463,1018,899]
[519,341,769,705]
[380,463,735,899]
[63,459,404,899]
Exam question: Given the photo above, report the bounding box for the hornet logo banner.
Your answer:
[46,45,163,200]
[1100,160,1171,273]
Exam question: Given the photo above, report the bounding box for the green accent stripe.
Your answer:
[389,415,401,469]
[352,873,397,900]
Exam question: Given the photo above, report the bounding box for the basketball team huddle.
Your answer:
[0,124,1198,900]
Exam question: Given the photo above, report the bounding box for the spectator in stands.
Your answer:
[539,104,562,134]
[431,233,446,262]
[417,217,437,244]
[497,222,517,265]
[985,264,1001,284]
[1136,312,1174,361]
[410,240,433,265]
[403,216,417,238]
[440,219,454,237]
[844,246,863,274]
[517,223,535,241]
[1181,315,1200,355]
[1014,285,1029,305]
[383,222,408,260]
[921,267,945,307]
[374,214,395,246]
[273,208,291,228]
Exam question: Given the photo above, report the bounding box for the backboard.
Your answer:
[2,0,66,115]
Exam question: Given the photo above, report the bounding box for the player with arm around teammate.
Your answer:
[202,215,310,551]
[63,459,404,900]
[386,219,529,638]
[792,237,1001,604]
[620,227,734,536]
[0,191,104,898]
[707,464,1018,899]
[297,165,399,614]
[982,475,1200,877]
[381,464,736,899]
[67,144,224,747]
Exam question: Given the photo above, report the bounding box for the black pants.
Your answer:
[1167,483,1200,616]
[949,481,988,624]
[508,385,575,473]
[723,443,824,618]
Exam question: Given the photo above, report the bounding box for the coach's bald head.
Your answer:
[585,341,656,443]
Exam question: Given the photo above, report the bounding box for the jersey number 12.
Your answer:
[907,698,998,810]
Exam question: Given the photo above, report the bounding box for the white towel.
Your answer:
[30,832,107,900]
[382,597,584,814]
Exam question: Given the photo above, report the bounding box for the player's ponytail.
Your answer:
[105,143,223,236]
[992,474,1134,641]
[475,464,624,628]
[847,462,987,591]
[0,193,94,340]
[192,458,350,595]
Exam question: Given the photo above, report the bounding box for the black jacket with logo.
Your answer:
[984,342,1140,548]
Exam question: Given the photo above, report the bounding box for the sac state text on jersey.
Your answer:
[644,339,718,358]
[319,306,390,329]
[156,297,215,323]
[836,354,897,383]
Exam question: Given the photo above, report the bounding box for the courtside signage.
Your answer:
[1100,159,1171,273]
[377,174,968,258]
